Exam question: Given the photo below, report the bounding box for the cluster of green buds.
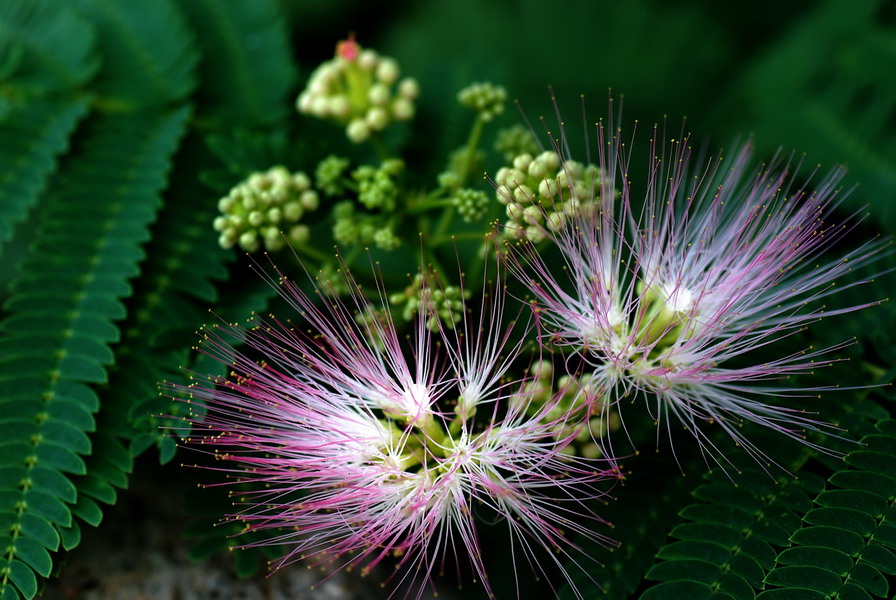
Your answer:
[458,82,507,122]
[494,151,602,242]
[510,360,618,458]
[330,159,404,251]
[389,272,468,331]
[450,188,490,223]
[355,158,403,210]
[214,166,320,252]
[494,124,540,163]
[332,201,400,250]
[296,36,419,144]
[315,154,351,197]
[314,260,351,296]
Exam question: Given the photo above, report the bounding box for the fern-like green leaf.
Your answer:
[0,99,89,249]
[175,0,296,127]
[72,0,295,538]
[69,0,198,109]
[0,0,99,95]
[638,365,894,600]
[0,108,189,600]
[639,461,827,599]
[758,418,896,599]
[86,137,230,475]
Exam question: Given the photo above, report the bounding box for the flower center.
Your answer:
[661,282,695,314]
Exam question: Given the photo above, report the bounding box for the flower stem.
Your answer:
[431,115,486,242]
[294,241,332,264]
[459,115,485,185]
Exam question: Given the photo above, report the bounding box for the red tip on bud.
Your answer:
[337,33,359,61]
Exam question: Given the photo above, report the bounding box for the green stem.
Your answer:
[432,206,456,242]
[407,196,452,215]
[344,63,370,113]
[423,247,450,282]
[861,361,887,382]
[459,115,486,185]
[294,242,333,264]
[418,417,451,458]
[429,115,487,242]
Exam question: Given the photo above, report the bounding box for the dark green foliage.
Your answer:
[0,110,188,597]
[0,0,99,95]
[633,391,896,600]
[736,0,896,229]
[69,0,198,109]
[0,109,190,598]
[759,419,896,598]
[176,0,297,127]
[0,100,89,247]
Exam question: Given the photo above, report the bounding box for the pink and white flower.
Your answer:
[172,256,616,598]
[500,114,888,465]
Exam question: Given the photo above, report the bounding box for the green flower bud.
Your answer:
[513,153,533,171]
[215,166,321,252]
[289,224,310,245]
[458,81,507,122]
[491,149,603,243]
[451,188,490,222]
[347,119,370,143]
[546,211,566,231]
[373,227,400,250]
[494,124,539,163]
[391,272,469,331]
[297,37,418,139]
[218,233,235,249]
[398,78,419,100]
[354,160,404,211]
[238,231,258,252]
[301,190,320,210]
[247,211,264,227]
[315,155,351,197]
[376,58,399,84]
[392,98,414,120]
[283,202,303,221]
[328,96,350,118]
[513,185,534,204]
[366,106,390,131]
[368,83,390,106]
[438,171,462,190]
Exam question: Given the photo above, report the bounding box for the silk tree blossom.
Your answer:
[171,256,617,599]
[500,112,889,465]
